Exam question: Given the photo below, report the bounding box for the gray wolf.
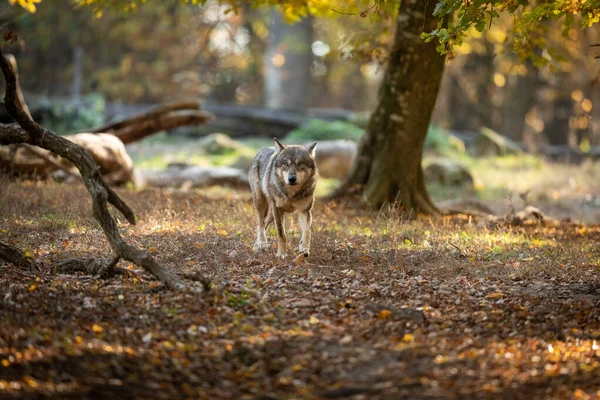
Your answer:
[249,138,317,258]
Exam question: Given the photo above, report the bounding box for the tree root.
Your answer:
[180,271,212,291]
[0,51,185,290]
[0,241,41,272]
[54,256,124,279]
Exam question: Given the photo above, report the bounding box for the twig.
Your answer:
[332,2,377,16]
[448,241,468,258]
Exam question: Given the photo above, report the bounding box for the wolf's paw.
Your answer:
[298,249,310,258]
[276,250,288,259]
[253,241,269,252]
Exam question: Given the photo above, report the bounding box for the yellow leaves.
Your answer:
[216,229,228,236]
[8,0,41,13]
[378,309,392,319]
[28,283,37,292]
[148,246,158,253]
[401,333,415,342]
[193,242,205,249]
[22,375,38,388]
[1,359,9,367]
[493,73,506,88]
[292,364,303,372]
[486,292,503,299]
[92,324,103,333]
[309,315,320,325]
[579,362,598,372]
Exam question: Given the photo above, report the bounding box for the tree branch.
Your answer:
[0,51,184,290]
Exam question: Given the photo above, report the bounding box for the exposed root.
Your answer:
[54,256,125,279]
[180,271,212,291]
[0,240,41,272]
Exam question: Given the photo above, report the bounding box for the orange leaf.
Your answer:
[486,292,503,299]
[379,309,392,319]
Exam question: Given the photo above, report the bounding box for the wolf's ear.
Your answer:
[274,137,286,151]
[307,142,317,157]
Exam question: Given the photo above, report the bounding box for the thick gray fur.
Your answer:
[249,138,317,258]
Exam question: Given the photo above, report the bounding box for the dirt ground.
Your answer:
[1,179,600,399]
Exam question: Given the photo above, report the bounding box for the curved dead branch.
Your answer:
[84,100,215,144]
[0,51,184,290]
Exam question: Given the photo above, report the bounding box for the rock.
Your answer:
[472,127,523,157]
[138,166,249,188]
[198,133,246,155]
[312,140,357,180]
[424,158,474,187]
[231,153,256,172]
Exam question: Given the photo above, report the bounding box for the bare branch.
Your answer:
[0,51,184,290]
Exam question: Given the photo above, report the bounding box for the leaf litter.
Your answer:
[0,183,599,399]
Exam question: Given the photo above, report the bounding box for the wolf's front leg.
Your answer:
[297,209,312,257]
[272,206,287,258]
[252,197,270,252]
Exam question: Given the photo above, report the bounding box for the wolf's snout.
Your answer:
[287,175,297,185]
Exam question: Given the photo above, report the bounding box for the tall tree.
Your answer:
[263,11,313,109]
[8,0,600,214]
[340,0,444,212]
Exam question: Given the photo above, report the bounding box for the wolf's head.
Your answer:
[273,138,317,187]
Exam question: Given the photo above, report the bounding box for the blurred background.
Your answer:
[2,0,600,222]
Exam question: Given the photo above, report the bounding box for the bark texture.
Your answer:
[343,0,446,213]
[0,51,184,290]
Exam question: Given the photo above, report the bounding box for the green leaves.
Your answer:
[422,0,600,63]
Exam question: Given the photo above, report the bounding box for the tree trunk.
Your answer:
[343,0,445,214]
[71,45,84,103]
[499,60,540,142]
[545,93,572,146]
[264,11,313,110]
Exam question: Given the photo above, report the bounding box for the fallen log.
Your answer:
[85,101,215,144]
[1,132,135,185]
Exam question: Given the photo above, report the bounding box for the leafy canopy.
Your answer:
[8,0,600,58]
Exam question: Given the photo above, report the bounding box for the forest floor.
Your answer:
[1,178,600,399]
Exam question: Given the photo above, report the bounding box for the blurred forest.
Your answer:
[2,0,599,150]
[2,3,600,398]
